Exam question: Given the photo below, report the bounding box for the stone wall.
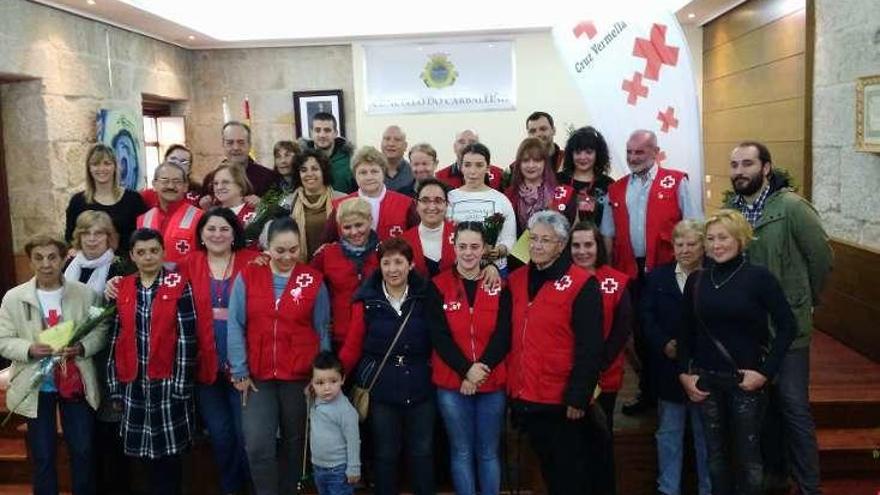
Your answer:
[813,0,880,250]
[188,46,354,182]
[0,0,191,251]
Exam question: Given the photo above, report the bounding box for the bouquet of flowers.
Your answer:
[2,304,116,426]
[243,186,291,244]
[482,212,506,246]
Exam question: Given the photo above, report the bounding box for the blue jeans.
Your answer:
[198,378,250,493]
[436,389,506,495]
[313,464,354,495]
[27,392,95,495]
[370,398,435,495]
[656,400,711,495]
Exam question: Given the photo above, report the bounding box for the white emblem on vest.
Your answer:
[660,175,676,189]
[554,275,573,291]
[175,239,191,254]
[389,225,404,237]
[163,273,182,288]
[600,277,619,294]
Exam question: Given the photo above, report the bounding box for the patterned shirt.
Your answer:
[733,184,771,227]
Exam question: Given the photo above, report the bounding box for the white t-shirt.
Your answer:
[36,287,64,325]
[447,187,517,270]
[359,187,387,231]
[418,223,443,262]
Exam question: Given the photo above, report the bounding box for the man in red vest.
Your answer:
[600,129,701,416]
[137,162,203,269]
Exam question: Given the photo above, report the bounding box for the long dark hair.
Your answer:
[561,126,610,180]
[569,220,608,268]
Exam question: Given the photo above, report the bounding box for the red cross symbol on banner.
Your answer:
[622,72,649,105]
[657,106,679,133]
[573,20,597,40]
[633,23,680,81]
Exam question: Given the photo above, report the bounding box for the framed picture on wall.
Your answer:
[856,75,880,153]
[293,90,345,139]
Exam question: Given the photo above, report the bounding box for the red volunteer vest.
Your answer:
[114,271,188,382]
[507,264,590,405]
[594,265,629,392]
[401,221,456,278]
[431,270,506,392]
[242,263,322,381]
[234,203,257,228]
[137,202,203,267]
[332,190,413,241]
[436,164,505,191]
[310,243,378,347]
[182,250,259,384]
[607,168,686,278]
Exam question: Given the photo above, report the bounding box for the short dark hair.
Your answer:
[311,112,337,131]
[562,126,611,178]
[24,235,67,258]
[415,177,449,199]
[312,351,345,376]
[222,121,252,142]
[291,148,333,190]
[377,237,414,263]
[737,141,772,166]
[570,220,608,268]
[163,144,191,161]
[129,228,164,252]
[460,142,491,166]
[266,216,300,245]
[454,221,487,244]
[526,111,555,129]
[196,207,247,251]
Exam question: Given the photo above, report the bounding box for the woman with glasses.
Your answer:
[211,164,257,229]
[141,145,202,209]
[401,178,456,278]
[65,144,147,254]
[429,221,511,495]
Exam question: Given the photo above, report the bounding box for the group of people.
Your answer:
[0,109,833,495]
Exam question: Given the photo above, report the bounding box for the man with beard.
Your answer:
[600,129,701,416]
[201,121,280,204]
[727,141,832,495]
[526,111,564,172]
[299,112,356,193]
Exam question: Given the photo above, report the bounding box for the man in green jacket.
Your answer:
[298,112,356,194]
[727,141,832,495]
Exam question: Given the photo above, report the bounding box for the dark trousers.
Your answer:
[139,455,183,495]
[632,257,657,403]
[95,420,131,495]
[198,379,250,493]
[520,407,590,495]
[588,392,618,495]
[762,347,822,494]
[699,381,766,495]
[27,392,95,495]
[370,398,436,495]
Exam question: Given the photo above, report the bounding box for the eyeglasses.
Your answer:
[529,235,561,246]
[417,197,447,206]
[155,178,185,186]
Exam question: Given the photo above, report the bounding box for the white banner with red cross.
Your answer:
[552,5,703,203]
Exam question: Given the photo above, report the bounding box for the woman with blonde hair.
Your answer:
[212,163,257,229]
[65,144,147,253]
[677,210,798,495]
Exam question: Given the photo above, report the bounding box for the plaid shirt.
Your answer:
[733,184,771,227]
[107,271,197,459]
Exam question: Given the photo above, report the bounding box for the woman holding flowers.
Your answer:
[0,234,109,495]
[107,228,198,494]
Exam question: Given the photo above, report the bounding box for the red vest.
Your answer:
[594,265,629,392]
[114,271,188,382]
[241,263,322,381]
[607,168,686,278]
[235,203,257,228]
[332,190,413,241]
[181,250,259,384]
[401,221,456,278]
[507,263,590,405]
[310,243,378,347]
[431,270,506,392]
[436,164,505,191]
[137,201,203,267]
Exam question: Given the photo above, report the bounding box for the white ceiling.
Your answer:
[31,0,747,49]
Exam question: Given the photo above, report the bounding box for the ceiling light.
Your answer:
[188,35,195,40]
[687,12,696,19]
[86,0,96,4]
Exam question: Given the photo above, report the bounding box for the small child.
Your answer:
[309,351,361,495]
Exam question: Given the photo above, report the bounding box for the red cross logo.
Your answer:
[622,72,649,105]
[657,106,679,133]
[573,20,597,40]
[600,277,619,294]
[660,175,676,189]
[296,273,314,288]
[448,232,455,245]
[443,301,462,312]
[488,170,496,182]
[186,191,200,202]
[242,211,256,224]
[485,285,501,296]
[554,275,573,292]
[633,23,679,81]
[554,186,567,200]
[389,225,404,237]
[163,273,182,288]
[175,239,190,254]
